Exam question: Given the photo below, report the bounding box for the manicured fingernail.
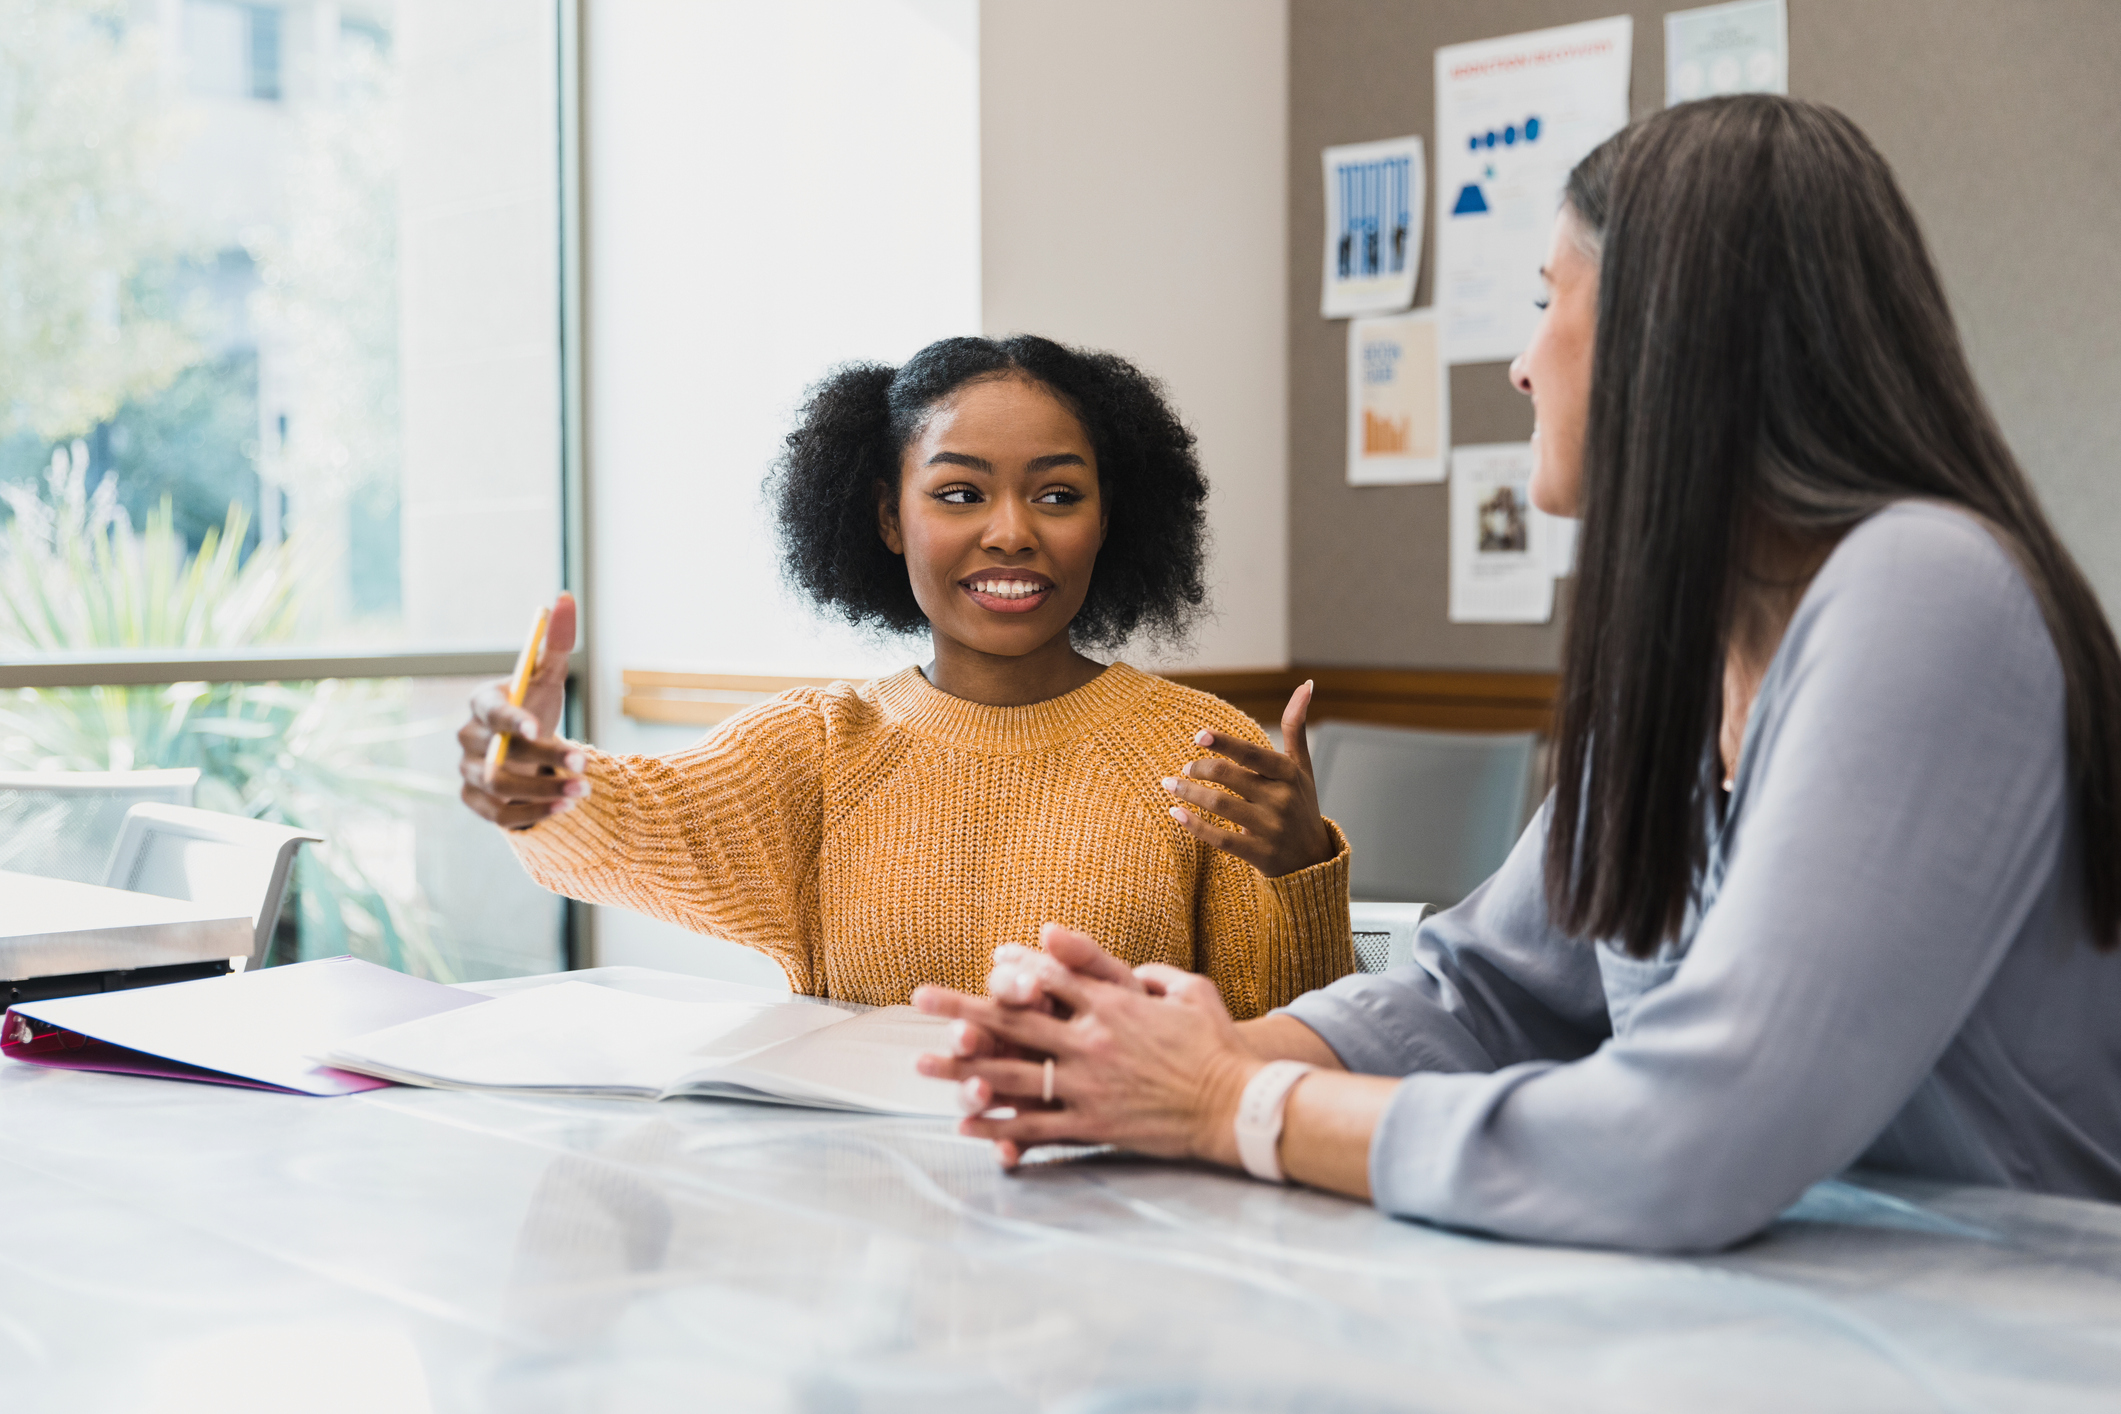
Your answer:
[564,752,585,772]
[1161,777,1178,792]
[563,779,587,797]
[1194,730,1213,746]
[951,1020,976,1054]
[1170,806,1188,824]
[548,801,567,815]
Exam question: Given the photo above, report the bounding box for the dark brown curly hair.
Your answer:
[767,334,1211,649]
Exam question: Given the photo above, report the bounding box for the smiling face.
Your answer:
[1511,203,1600,517]
[878,374,1107,665]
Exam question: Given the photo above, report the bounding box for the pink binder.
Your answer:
[0,955,490,1096]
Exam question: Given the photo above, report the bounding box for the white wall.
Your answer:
[980,0,1291,673]
[581,0,979,980]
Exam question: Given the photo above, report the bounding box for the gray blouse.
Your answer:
[1283,503,2121,1252]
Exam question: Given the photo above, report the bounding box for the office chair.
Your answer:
[103,804,324,969]
[1312,720,1537,908]
[0,769,202,885]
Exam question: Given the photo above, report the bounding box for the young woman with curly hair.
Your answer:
[456,335,1353,1012]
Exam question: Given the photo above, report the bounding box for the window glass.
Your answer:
[1,0,561,654]
[0,0,568,979]
[0,669,563,980]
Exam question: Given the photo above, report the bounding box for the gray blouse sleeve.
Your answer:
[1328,506,2072,1252]
[1279,801,1610,1076]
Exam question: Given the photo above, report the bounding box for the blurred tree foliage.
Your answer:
[0,0,196,442]
[0,452,456,979]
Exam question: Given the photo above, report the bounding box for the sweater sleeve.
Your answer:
[505,691,830,993]
[1356,506,2073,1252]
[1189,710,1356,1017]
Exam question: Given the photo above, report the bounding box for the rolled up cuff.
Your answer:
[1258,820,1354,1004]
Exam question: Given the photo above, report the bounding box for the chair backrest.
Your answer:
[1349,901,1434,973]
[1312,721,1537,907]
[0,769,202,885]
[103,803,324,967]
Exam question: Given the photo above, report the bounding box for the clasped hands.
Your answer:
[913,923,1265,1170]
[916,926,1383,1196]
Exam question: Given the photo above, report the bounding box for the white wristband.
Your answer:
[1234,1060,1317,1183]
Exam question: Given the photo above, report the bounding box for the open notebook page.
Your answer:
[692,1007,960,1115]
[322,982,851,1098]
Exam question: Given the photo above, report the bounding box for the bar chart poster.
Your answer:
[1434,17,1632,364]
[1347,310,1446,485]
[1321,135,1424,318]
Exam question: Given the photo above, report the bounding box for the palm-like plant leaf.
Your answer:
[0,452,460,979]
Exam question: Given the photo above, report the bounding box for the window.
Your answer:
[181,1,282,103]
[0,0,578,980]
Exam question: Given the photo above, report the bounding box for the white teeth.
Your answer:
[975,581,1040,598]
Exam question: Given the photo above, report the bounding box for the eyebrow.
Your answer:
[925,452,1089,473]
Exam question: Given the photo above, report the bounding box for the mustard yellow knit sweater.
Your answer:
[508,663,1353,1016]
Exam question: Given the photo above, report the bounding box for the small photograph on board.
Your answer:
[1449,442,1553,624]
[1321,135,1425,318]
[1666,0,1788,106]
[1347,310,1446,485]
[1478,483,1529,552]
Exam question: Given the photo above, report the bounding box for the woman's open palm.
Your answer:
[1161,681,1336,877]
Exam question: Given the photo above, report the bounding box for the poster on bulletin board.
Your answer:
[1433,17,1633,365]
[1449,442,1555,623]
[1320,135,1425,318]
[1666,0,1788,106]
[1346,310,1445,485]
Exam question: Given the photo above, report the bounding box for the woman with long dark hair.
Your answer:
[913,96,2121,1251]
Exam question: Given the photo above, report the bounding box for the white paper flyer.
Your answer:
[1666,0,1787,107]
[1433,17,1633,365]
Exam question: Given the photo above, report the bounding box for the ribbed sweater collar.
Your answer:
[869,661,1152,755]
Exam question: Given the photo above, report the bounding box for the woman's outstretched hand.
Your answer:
[458,592,588,831]
[914,925,1260,1170]
[1163,681,1336,878]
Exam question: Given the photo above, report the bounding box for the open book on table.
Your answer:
[323,972,961,1117]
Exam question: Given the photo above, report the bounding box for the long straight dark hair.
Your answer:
[1548,95,2121,957]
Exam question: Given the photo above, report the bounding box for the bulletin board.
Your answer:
[1288,0,2121,670]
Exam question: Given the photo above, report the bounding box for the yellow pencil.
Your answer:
[485,605,551,780]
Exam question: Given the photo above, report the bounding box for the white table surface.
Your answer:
[0,869,251,975]
[4,1058,2120,1412]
